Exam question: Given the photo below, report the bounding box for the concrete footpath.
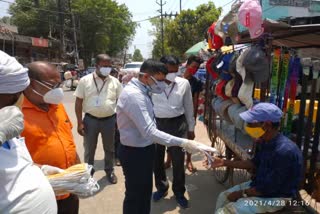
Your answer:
[63,90,225,214]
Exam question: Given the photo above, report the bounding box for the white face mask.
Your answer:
[43,88,64,104]
[100,67,112,76]
[32,80,64,104]
[166,73,177,82]
[149,76,167,94]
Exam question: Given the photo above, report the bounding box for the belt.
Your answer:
[120,143,154,150]
[156,114,185,122]
[85,113,115,120]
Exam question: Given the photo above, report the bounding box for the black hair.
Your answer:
[140,59,168,75]
[159,55,180,65]
[186,55,203,66]
[96,54,111,65]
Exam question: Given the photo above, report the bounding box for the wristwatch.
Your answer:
[242,189,248,198]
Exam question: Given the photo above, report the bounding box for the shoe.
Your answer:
[152,191,168,202]
[106,171,118,184]
[176,196,189,209]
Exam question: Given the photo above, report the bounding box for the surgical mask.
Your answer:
[187,67,198,76]
[245,125,266,139]
[14,94,24,110]
[99,67,112,76]
[139,72,167,94]
[148,76,167,94]
[166,73,177,82]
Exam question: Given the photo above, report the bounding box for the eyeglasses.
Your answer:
[34,79,62,90]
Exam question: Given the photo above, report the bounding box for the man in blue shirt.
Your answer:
[207,103,303,213]
[117,59,211,214]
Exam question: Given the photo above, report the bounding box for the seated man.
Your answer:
[207,103,303,214]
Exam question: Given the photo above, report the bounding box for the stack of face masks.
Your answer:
[46,163,100,198]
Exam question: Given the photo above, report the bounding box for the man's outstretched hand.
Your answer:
[203,156,225,169]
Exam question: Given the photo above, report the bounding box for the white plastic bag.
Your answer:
[47,163,100,198]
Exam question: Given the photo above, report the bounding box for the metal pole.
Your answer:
[156,0,165,56]
[180,0,182,12]
[160,0,164,56]
[71,13,79,65]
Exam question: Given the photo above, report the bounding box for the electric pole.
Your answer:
[57,0,65,58]
[180,0,182,12]
[71,13,79,65]
[156,0,166,56]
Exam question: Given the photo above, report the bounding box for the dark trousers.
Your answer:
[154,115,188,197]
[114,121,120,159]
[83,113,115,173]
[57,194,79,214]
[119,143,155,214]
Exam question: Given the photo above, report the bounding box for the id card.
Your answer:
[94,96,102,107]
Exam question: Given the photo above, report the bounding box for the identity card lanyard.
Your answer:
[93,74,107,107]
[93,74,107,96]
[164,83,176,99]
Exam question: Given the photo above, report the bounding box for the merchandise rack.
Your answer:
[203,20,320,213]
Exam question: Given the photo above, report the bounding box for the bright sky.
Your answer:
[0,0,231,58]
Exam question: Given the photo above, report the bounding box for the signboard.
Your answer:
[269,0,310,7]
[32,37,49,47]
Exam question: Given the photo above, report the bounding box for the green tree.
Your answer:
[9,0,137,65]
[132,49,143,61]
[0,16,12,24]
[151,2,221,59]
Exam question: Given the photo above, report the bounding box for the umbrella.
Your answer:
[185,41,208,56]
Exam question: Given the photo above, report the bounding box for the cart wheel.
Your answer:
[214,137,232,184]
[229,156,252,186]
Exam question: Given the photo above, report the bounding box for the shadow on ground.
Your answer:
[151,169,225,214]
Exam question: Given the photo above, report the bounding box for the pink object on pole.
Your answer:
[238,0,264,39]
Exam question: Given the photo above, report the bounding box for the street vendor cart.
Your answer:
[203,17,320,213]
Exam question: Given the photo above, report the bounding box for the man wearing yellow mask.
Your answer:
[207,103,303,214]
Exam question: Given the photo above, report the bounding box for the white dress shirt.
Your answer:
[74,72,122,118]
[116,78,186,147]
[152,76,195,132]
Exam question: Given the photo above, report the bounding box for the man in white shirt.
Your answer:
[74,54,122,184]
[0,50,57,213]
[152,55,195,209]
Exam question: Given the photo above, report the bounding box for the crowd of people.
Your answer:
[0,50,303,214]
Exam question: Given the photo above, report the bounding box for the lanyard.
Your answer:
[164,82,176,99]
[93,74,107,95]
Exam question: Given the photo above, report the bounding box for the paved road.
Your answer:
[63,89,225,214]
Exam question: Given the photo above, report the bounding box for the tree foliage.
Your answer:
[150,2,221,59]
[132,49,143,61]
[8,0,137,64]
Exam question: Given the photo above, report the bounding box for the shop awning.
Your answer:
[238,19,320,48]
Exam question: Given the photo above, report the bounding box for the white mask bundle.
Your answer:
[46,163,100,198]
